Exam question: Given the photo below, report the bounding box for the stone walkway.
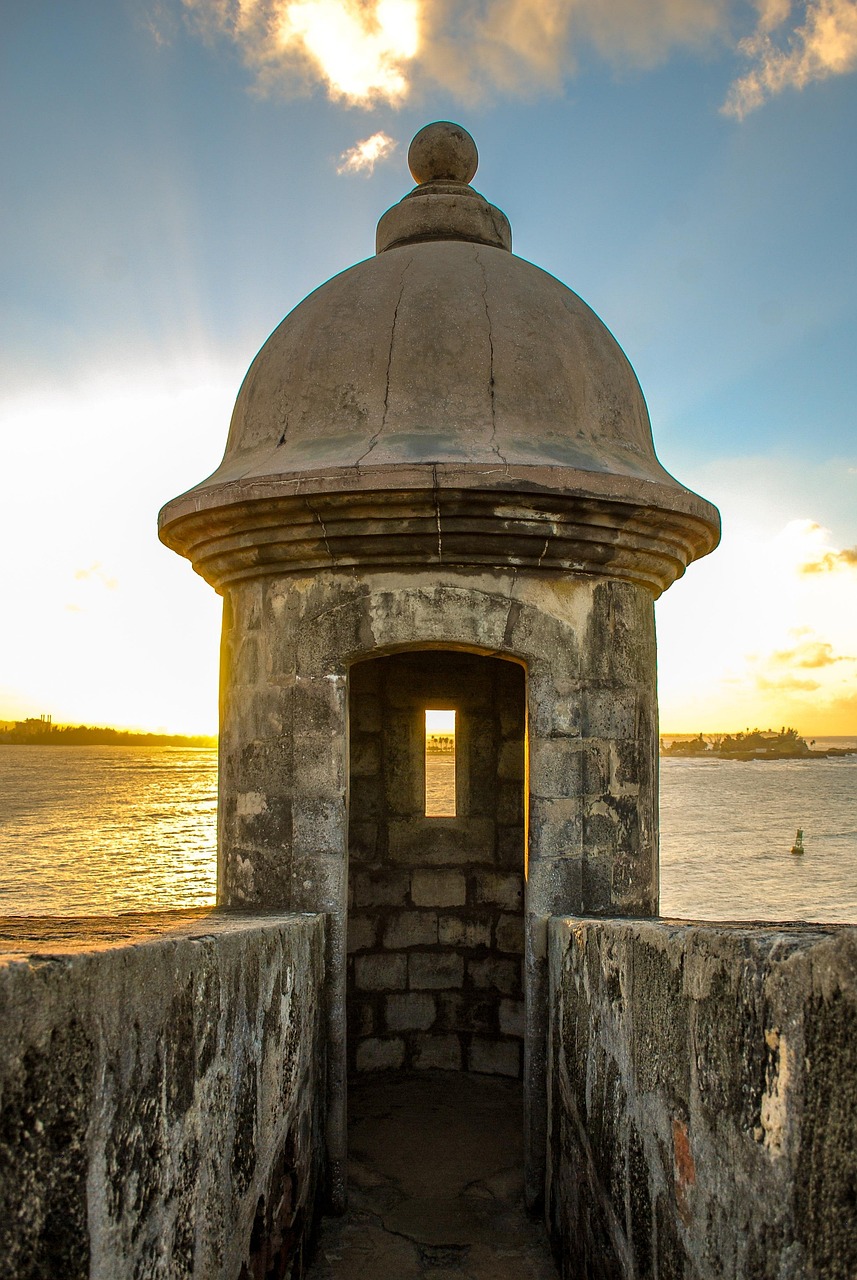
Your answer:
[305,1071,559,1279]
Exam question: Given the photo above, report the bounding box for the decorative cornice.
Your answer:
[159,466,719,597]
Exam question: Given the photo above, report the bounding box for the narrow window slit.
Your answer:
[425,709,456,816]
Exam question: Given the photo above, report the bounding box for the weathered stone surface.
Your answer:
[0,909,326,1280]
[547,917,857,1280]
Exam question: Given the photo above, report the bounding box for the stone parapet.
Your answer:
[0,909,326,1280]
[547,916,857,1280]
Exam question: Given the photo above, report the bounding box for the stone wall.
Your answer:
[547,917,857,1280]
[0,909,326,1280]
[347,651,525,1077]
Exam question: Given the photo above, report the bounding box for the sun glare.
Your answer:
[282,0,419,103]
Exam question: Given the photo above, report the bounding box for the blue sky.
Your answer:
[1,0,855,733]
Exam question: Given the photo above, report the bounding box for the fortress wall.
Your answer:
[0,909,325,1280]
[547,917,857,1280]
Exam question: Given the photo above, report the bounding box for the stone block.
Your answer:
[291,796,346,860]
[352,871,410,908]
[529,797,582,861]
[496,826,525,869]
[550,695,583,738]
[351,691,382,732]
[411,869,467,907]
[496,780,524,824]
[348,822,380,862]
[468,957,520,996]
[348,775,383,821]
[495,913,525,954]
[411,1034,462,1071]
[385,992,436,1032]
[350,738,381,777]
[355,1038,405,1072]
[409,952,464,990]
[527,855,583,921]
[582,741,611,795]
[433,992,466,1032]
[383,911,438,950]
[347,914,377,953]
[476,872,523,910]
[497,738,525,780]
[499,999,526,1037]
[354,954,407,991]
[290,851,346,915]
[580,689,637,740]
[388,817,495,865]
[530,738,583,800]
[437,916,492,948]
[352,1000,374,1037]
[468,1038,521,1078]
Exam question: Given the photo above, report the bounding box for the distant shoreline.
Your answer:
[660,729,856,761]
[0,729,216,749]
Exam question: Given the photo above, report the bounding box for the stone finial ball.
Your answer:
[408,122,478,185]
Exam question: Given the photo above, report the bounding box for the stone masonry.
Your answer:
[548,917,857,1280]
[0,910,326,1280]
[347,651,525,1077]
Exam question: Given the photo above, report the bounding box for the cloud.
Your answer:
[800,545,857,573]
[756,673,822,690]
[183,0,419,105]
[181,0,737,106]
[336,131,397,175]
[182,0,857,116]
[768,637,853,667]
[750,629,856,699]
[73,563,119,591]
[723,0,857,118]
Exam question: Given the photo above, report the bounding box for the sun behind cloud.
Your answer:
[181,0,857,116]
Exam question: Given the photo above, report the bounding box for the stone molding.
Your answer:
[159,473,718,597]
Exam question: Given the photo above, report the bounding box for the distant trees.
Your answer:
[661,728,810,759]
[1,721,216,748]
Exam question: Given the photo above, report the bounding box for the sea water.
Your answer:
[0,742,855,921]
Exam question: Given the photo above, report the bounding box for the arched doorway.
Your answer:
[347,650,527,1078]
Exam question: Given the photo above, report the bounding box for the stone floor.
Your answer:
[305,1071,559,1279]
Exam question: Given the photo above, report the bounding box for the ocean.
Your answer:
[0,742,855,922]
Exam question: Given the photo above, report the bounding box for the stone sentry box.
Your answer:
[159,122,720,1213]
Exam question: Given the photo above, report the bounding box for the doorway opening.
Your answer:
[347,650,526,1077]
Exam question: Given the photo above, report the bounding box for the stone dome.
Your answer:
[160,122,719,595]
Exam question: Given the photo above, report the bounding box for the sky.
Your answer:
[1,0,855,736]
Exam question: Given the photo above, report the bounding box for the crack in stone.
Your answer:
[432,463,443,562]
[476,250,509,475]
[304,495,335,563]
[502,569,521,649]
[355,259,412,469]
[536,535,551,569]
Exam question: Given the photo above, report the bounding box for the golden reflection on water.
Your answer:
[0,746,217,915]
[425,753,456,817]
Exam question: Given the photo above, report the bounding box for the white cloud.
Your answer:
[182,0,857,114]
[723,0,857,118]
[336,131,397,175]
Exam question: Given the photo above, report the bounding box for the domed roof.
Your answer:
[160,123,719,595]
